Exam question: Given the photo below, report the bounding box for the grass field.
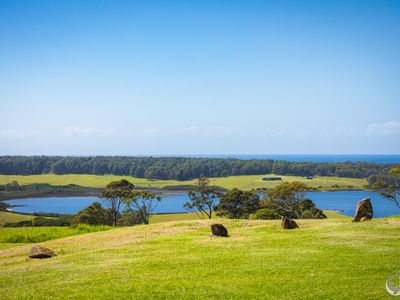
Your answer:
[0,210,349,228]
[0,211,34,227]
[0,224,111,245]
[150,212,203,223]
[0,217,399,299]
[0,173,367,191]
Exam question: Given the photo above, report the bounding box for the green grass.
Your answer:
[0,224,111,243]
[323,210,351,219]
[0,173,367,191]
[150,212,203,223]
[0,218,399,299]
[0,211,35,226]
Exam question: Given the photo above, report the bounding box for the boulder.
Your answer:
[281,217,298,229]
[28,245,57,259]
[211,224,228,237]
[352,198,373,222]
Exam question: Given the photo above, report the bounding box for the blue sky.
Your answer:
[0,0,399,155]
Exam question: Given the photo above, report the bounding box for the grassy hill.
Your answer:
[0,211,34,227]
[0,173,367,191]
[0,217,399,299]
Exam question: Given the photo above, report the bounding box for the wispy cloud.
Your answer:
[0,129,40,138]
[265,126,309,138]
[336,121,400,137]
[140,128,159,135]
[365,121,400,136]
[173,125,235,137]
[63,126,118,137]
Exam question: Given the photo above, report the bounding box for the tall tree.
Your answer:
[101,179,135,226]
[216,188,260,219]
[123,191,161,224]
[184,177,222,219]
[264,182,309,219]
[373,166,400,209]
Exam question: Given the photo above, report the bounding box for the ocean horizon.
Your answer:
[121,154,400,163]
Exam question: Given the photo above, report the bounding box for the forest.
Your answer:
[0,156,395,180]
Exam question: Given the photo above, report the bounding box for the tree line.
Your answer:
[0,156,396,179]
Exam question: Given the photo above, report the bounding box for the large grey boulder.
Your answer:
[28,245,57,259]
[352,198,373,222]
[281,217,298,229]
[211,224,228,237]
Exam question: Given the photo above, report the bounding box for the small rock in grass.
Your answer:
[281,217,298,229]
[211,224,228,237]
[28,245,57,259]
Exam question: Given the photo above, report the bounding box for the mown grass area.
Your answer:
[0,218,399,299]
[150,212,202,224]
[1,210,348,229]
[0,173,367,191]
[0,224,111,244]
[209,174,367,190]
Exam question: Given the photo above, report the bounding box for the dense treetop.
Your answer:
[0,156,396,180]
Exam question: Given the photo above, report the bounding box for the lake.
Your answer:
[4,190,399,218]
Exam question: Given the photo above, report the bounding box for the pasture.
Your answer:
[0,173,367,191]
[0,217,399,299]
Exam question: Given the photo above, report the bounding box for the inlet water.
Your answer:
[4,190,399,218]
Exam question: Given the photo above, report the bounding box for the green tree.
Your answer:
[184,177,222,219]
[216,188,260,219]
[264,182,310,219]
[373,166,400,209]
[71,202,113,226]
[101,179,135,226]
[123,191,161,224]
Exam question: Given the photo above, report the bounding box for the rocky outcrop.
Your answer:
[211,224,228,237]
[352,198,373,222]
[28,245,57,259]
[281,217,298,229]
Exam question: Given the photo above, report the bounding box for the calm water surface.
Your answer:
[4,190,399,218]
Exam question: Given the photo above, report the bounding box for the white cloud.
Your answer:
[335,121,400,137]
[0,129,40,138]
[365,121,400,136]
[265,126,308,138]
[174,125,235,137]
[140,128,159,135]
[335,126,363,136]
[63,126,118,137]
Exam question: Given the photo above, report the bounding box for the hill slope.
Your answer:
[1,218,399,299]
[0,173,367,191]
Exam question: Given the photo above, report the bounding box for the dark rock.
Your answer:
[211,224,228,237]
[28,245,57,259]
[352,198,373,222]
[281,217,298,229]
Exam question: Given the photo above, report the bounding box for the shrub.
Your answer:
[252,209,281,220]
[216,188,260,219]
[71,202,113,227]
[117,212,142,226]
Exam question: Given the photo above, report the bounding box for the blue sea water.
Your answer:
[173,154,400,163]
[5,190,400,218]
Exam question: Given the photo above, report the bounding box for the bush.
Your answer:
[216,188,260,219]
[252,209,281,220]
[71,202,113,226]
[117,212,143,226]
